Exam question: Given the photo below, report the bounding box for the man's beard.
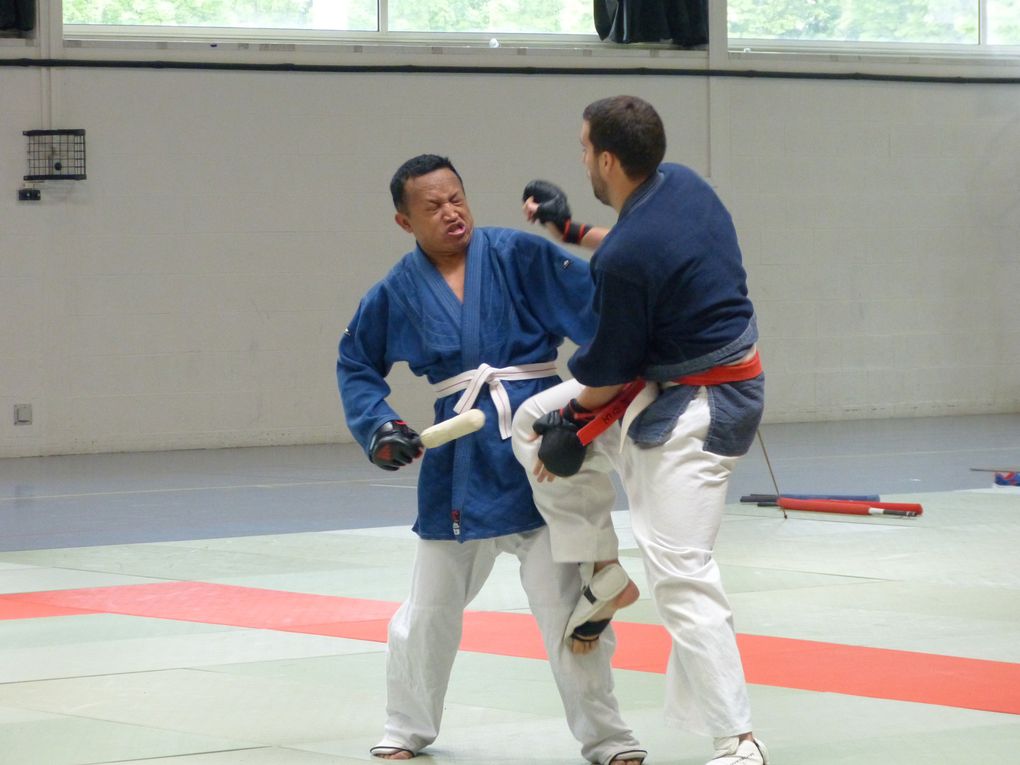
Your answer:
[590,174,609,206]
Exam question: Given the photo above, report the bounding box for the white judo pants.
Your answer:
[511,380,753,738]
[379,525,642,764]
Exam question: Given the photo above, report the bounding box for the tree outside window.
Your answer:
[728,0,1019,46]
[62,0,1020,46]
[988,0,1020,43]
[63,0,594,35]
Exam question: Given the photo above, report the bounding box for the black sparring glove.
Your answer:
[532,399,595,477]
[368,420,423,471]
[524,180,571,229]
[523,180,589,245]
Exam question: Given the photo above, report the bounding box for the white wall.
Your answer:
[722,77,1020,422]
[1,64,1017,457]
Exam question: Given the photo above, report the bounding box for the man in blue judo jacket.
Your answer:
[337,154,645,764]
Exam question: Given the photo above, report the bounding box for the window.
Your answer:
[728,0,1020,47]
[63,0,596,37]
[389,0,592,34]
[989,0,1020,43]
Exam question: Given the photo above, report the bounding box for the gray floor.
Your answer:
[3,413,1017,551]
[1,413,1018,764]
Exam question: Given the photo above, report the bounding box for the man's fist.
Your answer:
[523,180,572,231]
[523,180,589,245]
[532,399,594,477]
[368,420,423,471]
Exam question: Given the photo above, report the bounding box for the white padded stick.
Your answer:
[420,409,486,448]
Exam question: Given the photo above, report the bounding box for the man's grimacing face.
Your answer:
[395,168,474,258]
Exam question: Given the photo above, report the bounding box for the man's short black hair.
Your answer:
[582,96,666,181]
[390,154,464,212]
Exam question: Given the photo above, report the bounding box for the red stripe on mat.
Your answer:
[0,582,396,630]
[0,599,98,620]
[2,582,1018,715]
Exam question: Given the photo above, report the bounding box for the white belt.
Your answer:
[618,383,659,450]
[433,362,559,439]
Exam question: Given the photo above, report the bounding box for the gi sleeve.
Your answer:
[567,266,651,387]
[337,286,402,454]
[510,232,598,346]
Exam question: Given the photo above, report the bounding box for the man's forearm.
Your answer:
[577,226,608,250]
[574,383,625,411]
[540,221,607,250]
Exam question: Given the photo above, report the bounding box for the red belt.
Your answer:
[671,350,762,387]
[577,380,647,446]
[575,351,763,446]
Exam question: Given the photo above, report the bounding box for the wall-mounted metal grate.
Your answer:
[24,129,87,181]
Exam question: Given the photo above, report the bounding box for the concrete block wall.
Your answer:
[1,64,1017,456]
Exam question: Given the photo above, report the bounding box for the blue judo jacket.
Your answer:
[338,227,595,541]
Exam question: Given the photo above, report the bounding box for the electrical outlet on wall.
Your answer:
[14,404,32,426]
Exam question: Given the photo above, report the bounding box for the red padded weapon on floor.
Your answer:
[776,497,923,517]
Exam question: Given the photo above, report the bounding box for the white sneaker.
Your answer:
[707,737,769,765]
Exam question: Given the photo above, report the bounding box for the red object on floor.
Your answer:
[2,582,1018,716]
[777,497,923,516]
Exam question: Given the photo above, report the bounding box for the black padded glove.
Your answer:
[368,420,423,471]
[523,180,590,245]
[524,180,572,230]
[532,399,594,477]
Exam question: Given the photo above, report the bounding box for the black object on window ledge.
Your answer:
[0,0,35,32]
[594,0,708,48]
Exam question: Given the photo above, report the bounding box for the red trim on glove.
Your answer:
[561,220,590,245]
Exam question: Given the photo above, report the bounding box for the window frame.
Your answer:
[3,2,1016,76]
